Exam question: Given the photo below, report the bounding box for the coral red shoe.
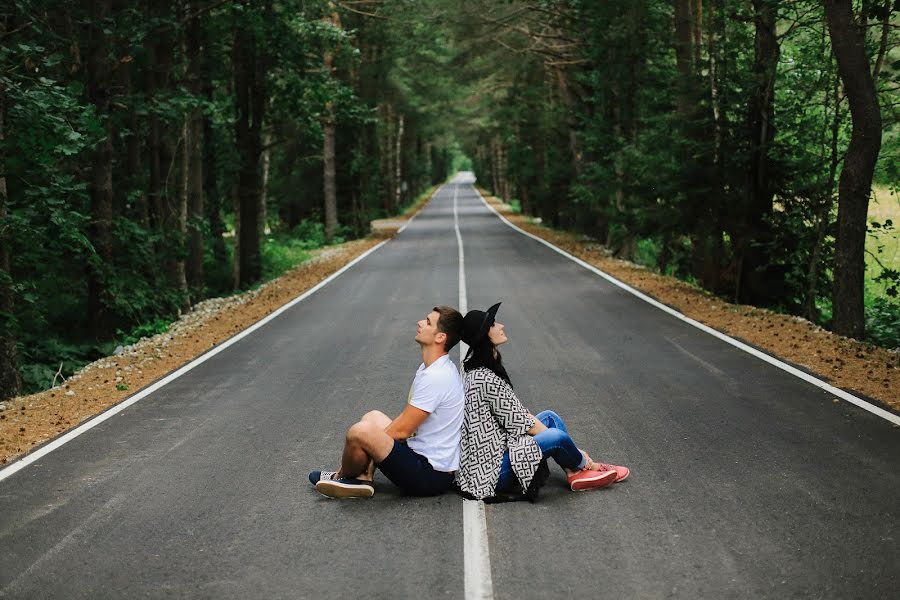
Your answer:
[567,469,617,491]
[592,461,630,482]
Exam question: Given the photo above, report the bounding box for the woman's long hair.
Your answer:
[463,337,513,387]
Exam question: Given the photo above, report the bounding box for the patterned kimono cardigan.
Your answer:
[455,367,546,500]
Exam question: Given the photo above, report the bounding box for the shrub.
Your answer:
[865,298,900,349]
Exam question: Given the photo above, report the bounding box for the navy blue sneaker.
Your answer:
[309,470,339,486]
[315,477,375,498]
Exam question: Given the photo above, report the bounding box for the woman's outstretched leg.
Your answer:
[532,409,630,482]
[495,427,616,493]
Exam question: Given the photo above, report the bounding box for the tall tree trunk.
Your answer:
[186,116,203,296]
[736,0,780,304]
[379,103,394,212]
[169,4,189,309]
[120,55,148,225]
[610,41,627,250]
[491,136,500,197]
[692,0,703,64]
[673,0,694,117]
[260,129,271,237]
[675,0,714,285]
[747,0,779,222]
[323,111,337,238]
[231,183,241,288]
[824,0,883,338]
[424,141,433,185]
[175,115,189,308]
[148,1,173,237]
[804,66,842,321]
[708,0,721,165]
[148,88,163,232]
[872,0,892,80]
[0,75,21,400]
[86,0,115,340]
[185,5,204,297]
[504,144,511,202]
[232,1,268,288]
[394,114,404,208]
[277,141,300,228]
[201,22,226,272]
[322,7,340,240]
[556,67,582,178]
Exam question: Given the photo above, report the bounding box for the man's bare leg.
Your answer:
[338,417,394,481]
[354,410,392,480]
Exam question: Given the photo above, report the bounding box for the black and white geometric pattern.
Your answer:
[455,368,542,500]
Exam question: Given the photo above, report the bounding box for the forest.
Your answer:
[1,0,898,401]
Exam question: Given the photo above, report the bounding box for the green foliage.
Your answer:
[867,218,899,299]
[0,0,462,400]
[635,238,661,271]
[260,222,341,280]
[117,318,172,347]
[865,298,900,349]
[450,0,898,346]
[18,337,99,394]
[261,238,311,280]
[6,0,898,402]
[291,220,329,249]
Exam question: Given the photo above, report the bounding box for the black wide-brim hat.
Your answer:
[461,302,501,349]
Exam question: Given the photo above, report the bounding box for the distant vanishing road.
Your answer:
[1,174,898,599]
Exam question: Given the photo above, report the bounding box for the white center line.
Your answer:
[455,183,467,318]
[454,181,495,600]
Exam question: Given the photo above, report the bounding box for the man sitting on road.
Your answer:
[309,306,465,498]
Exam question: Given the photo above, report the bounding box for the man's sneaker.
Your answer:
[315,477,375,499]
[592,461,630,482]
[567,469,617,492]
[308,470,339,486]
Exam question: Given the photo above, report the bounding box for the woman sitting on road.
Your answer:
[454,302,629,501]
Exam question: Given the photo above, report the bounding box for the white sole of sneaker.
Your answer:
[315,479,375,498]
[569,470,617,492]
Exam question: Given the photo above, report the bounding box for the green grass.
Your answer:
[866,185,899,300]
[864,185,900,348]
[260,230,319,280]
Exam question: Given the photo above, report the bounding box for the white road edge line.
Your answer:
[0,196,451,484]
[455,181,495,600]
[473,186,900,428]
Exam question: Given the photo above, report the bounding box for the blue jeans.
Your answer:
[495,410,586,492]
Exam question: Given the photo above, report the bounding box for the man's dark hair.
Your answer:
[433,306,463,352]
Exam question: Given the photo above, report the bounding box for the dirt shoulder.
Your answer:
[477,190,899,416]
[0,189,434,465]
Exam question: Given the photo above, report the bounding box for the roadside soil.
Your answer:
[1,185,896,465]
[477,190,898,416]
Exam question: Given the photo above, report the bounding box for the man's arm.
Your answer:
[384,404,430,440]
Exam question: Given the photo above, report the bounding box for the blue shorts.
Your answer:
[377,441,454,497]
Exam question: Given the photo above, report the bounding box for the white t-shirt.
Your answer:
[406,354,465,472]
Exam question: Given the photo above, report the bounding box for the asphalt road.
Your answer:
[1,175,898,599]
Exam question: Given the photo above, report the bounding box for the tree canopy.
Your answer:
[0,0,897,399]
